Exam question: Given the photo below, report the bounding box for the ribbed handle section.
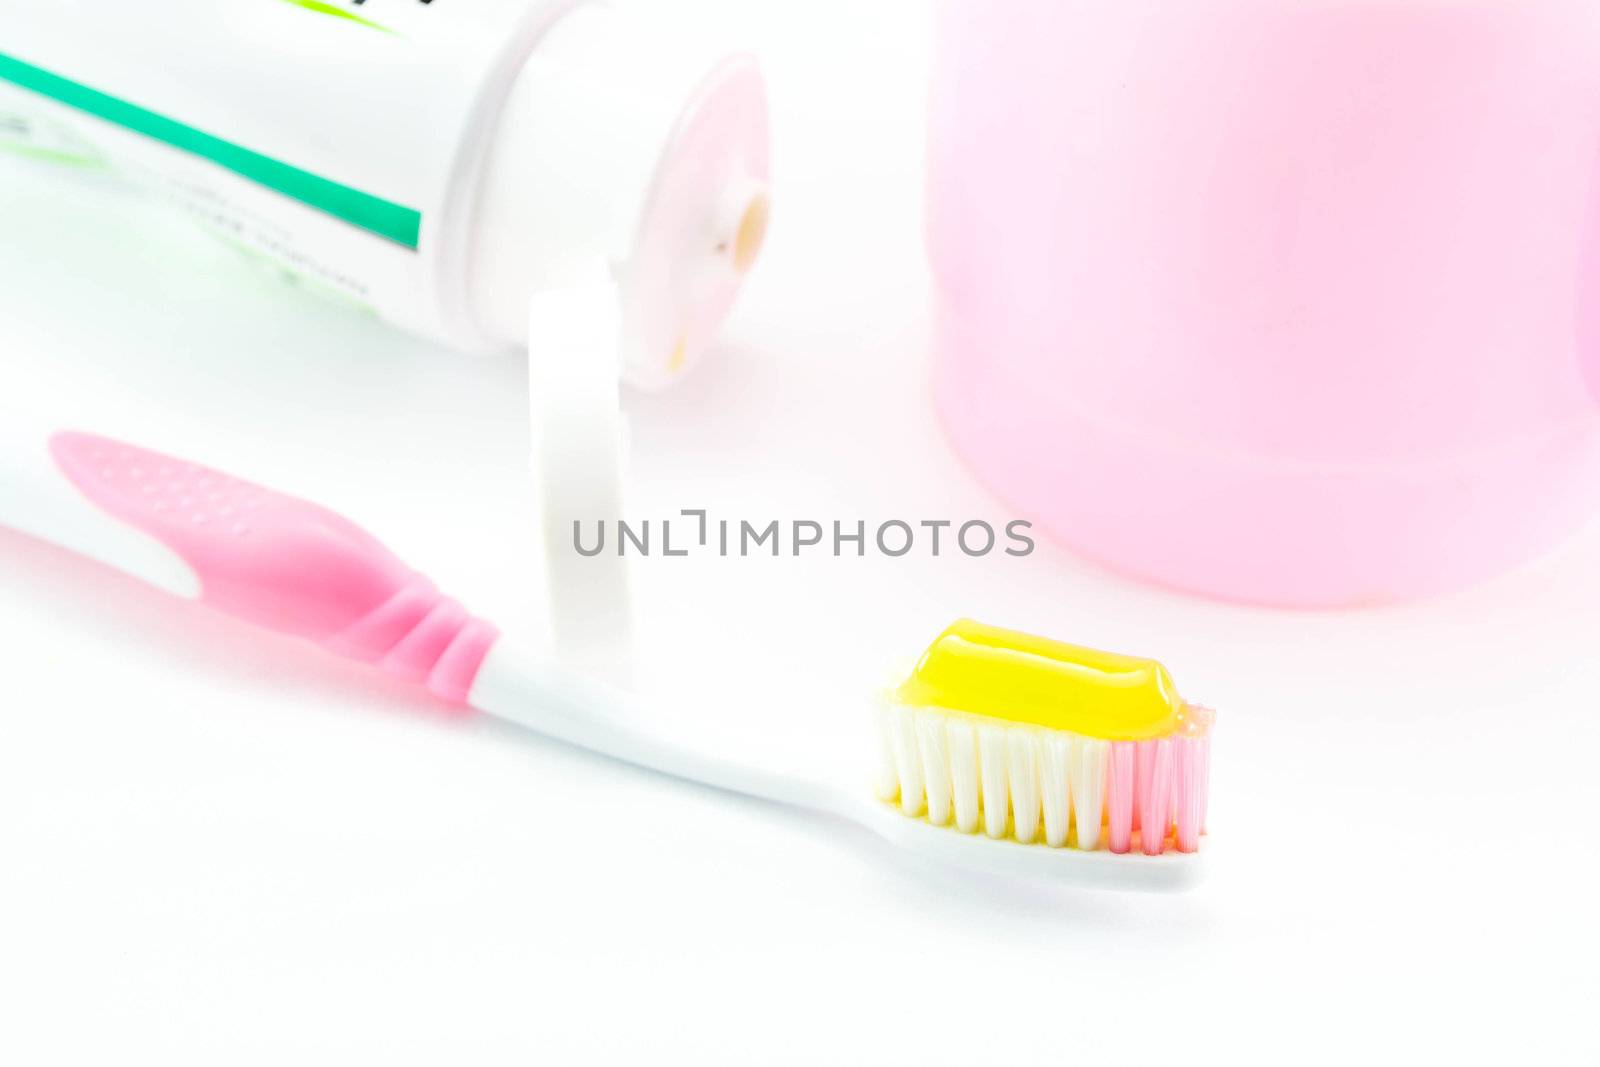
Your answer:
[322,575,498,704]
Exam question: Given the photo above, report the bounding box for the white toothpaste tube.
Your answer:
[0,0,772,387]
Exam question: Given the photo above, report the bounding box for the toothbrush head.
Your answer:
[874,620,1213,869]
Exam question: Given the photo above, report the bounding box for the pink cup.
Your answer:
[929,0,1600,606]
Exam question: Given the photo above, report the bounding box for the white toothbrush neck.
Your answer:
[468,639,841,814]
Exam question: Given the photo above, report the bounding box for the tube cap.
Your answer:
[467,3,770,387]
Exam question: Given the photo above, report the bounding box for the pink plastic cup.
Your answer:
[929,0,1600,606]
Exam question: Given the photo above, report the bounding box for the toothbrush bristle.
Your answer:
[876,703,1213,854]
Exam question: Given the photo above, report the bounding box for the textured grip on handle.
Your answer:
[50,432,498,704]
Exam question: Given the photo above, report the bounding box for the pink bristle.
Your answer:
[1133,738,1154,831]
[1137,738,1173,855]
[1173,736,1206,853]
[1108,741,1136,853]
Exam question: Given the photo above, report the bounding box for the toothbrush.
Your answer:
[0,427,1212,891]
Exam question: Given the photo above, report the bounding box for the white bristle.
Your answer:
[1006,729,1042,843]
[977,724,1010,838]
[888,706,925,817]
[1040,733,1073,848]
[1071,736,1109,851]
[915,711,954,826]
[874,703,900,802]
[946,719,981,833]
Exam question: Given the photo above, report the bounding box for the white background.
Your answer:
[2,1,1596,1062]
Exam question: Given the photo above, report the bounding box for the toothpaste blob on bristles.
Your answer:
[876,620,1213,855]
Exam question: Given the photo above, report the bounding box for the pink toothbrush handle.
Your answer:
[48,432,499,705]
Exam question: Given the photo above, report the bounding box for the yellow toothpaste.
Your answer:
[896,618,1186,742]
